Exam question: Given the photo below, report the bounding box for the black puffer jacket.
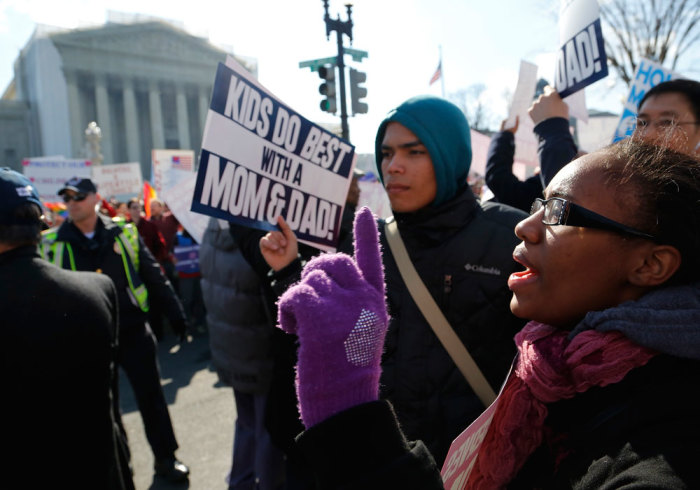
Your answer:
[379,187,526,465]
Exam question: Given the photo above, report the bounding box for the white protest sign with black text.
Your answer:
[22,157,92,201]
[91,162,143,198]
[612,58,681,143]
[191,56,355,252]
[555,0,608,98]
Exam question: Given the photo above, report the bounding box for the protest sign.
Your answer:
[611,58,681,143]
[554,0,608,99]
[441,396,500,489]
[91,162,143,198]
[191,56,355,252]
[151,149,195,196]
[441,362,514,489]
[506,60,538,129]
[160,172,208,245]
[22,157,92,201]
[173,244,200,274]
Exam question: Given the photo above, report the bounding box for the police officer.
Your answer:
[41,177,190,482]
[0,168,133,489]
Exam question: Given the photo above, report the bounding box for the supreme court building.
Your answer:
[0,15,256,178]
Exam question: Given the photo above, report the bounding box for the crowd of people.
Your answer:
[0,77,698,490]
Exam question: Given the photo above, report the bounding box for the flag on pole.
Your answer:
[430,60,442,85]
[143,181,157,219]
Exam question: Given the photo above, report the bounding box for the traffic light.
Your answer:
[318,64,337,113]
[349,68,368,114]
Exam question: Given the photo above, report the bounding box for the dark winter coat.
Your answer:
[295,282,700,489]
[296,355,700,490]
[379,187,526,465]
[200,218,274,393]
[0,245,133,489]
[47,214,186,333]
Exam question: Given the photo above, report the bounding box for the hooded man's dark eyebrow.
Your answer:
[381,140,424,150]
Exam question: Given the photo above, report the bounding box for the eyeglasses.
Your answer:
[530,197,656,240]
[635,117,700,132]
[62,192,88,203]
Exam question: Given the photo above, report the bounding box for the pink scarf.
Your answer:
[466,321,657,489]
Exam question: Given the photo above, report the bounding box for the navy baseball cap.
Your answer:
[58,176,97,195]
[0,167,43,225]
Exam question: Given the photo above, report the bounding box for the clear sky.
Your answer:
[1,0,697,154]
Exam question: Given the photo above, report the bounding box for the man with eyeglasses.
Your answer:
[40,176,191,482]
[634,79,700,157]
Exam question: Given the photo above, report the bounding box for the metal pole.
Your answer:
[336,33,349,140]
[322,0,353,141]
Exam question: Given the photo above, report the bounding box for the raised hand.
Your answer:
[528,85,569,125]
[277,207,389,428]
[260,215,299,272]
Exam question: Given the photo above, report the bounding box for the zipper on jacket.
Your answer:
[443,274,452,294]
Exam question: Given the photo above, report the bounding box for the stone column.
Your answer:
[64,71,83,158]
[199,86,210,132]
[122,77,141,163]
[94,73,113,164]
[149,80,165,150]
[175,83,191,149]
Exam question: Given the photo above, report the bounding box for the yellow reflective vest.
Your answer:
[41,218,149,313]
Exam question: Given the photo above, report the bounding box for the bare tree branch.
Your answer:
[600,0,699,85]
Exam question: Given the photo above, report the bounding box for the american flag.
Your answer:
[171,154,193,171]
[430,61,442,86]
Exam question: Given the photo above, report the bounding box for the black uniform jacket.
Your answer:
[52,214,186,333]
[0,245,133,489]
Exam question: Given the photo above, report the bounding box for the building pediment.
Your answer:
[49,21,254,81]
[52,21,225,62]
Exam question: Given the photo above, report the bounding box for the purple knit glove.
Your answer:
[277,206,389,428]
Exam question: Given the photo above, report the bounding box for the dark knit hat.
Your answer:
[0,167,43,225]
[374,95,472,206]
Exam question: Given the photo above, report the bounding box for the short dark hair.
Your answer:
[599,139,700,285]
[0,203,43,247]
[638,79,700,122]
[128,197,142,210]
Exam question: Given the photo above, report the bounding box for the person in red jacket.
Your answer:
[127,198,167,263]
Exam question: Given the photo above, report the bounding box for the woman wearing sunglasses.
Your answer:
[276,139,700,489]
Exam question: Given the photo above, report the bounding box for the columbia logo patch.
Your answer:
[464,263,501,276]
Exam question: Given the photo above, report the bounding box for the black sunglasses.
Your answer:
[530,197,656,240]
[62,192,88,203]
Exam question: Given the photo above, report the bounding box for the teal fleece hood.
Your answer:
[374,95,472,207]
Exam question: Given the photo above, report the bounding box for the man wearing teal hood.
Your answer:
[259,95,527,467]
[372,95,526,464]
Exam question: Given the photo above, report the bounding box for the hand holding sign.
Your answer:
[260,215,299,272]
[277,207,389,428]
[528,86,569,125]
